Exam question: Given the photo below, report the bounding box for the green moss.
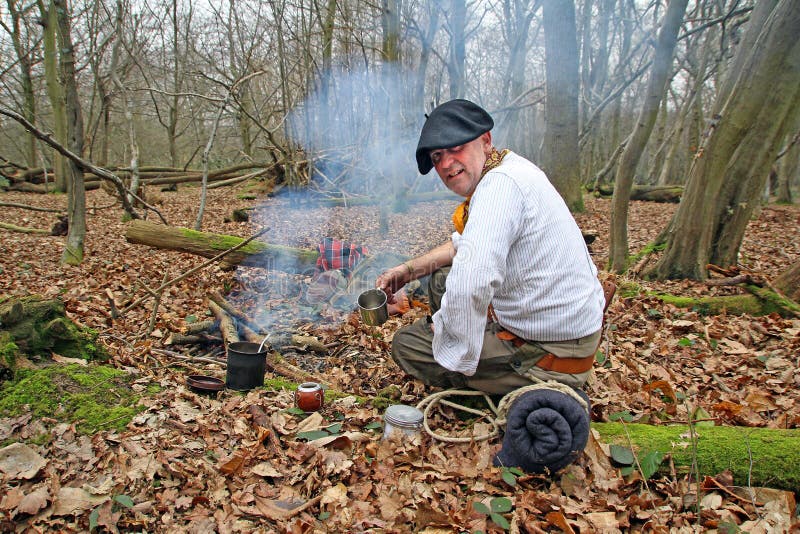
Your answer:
[624,242,667,269]
[593,422,800,492]
[0,333,18,370]
[0,296,107,362]
[0,364,146,436]
[654,292,782,316]
[617,281,643,299]
[263,377,297,391]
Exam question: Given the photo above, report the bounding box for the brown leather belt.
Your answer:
[496,330,595,374]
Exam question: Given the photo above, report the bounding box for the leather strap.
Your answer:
[534,353,595,374]
[495,329,595,374]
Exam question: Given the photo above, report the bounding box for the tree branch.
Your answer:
[0,106,167,224]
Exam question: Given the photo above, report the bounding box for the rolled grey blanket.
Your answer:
[493,388,590,474]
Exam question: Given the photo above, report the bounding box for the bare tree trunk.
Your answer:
[500,0,535,133]
[109,0,141,207]
[541,0,583,211]
[38,0,68,193]
[55,0,86,265]
[773,260,800,303]
[411,1,439,108]
[608,0,688,273]
[776,130,798,204]
[6,0,38,167]
[446,0,466,99]
[656,26,712,186]
[651,0,800,280]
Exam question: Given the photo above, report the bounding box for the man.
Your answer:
[376,99,605,396]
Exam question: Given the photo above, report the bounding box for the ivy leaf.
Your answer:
[89,507,99,532]
[324,423,343,434]
[620,465,635,476]
[114,494,135,509]
[284,407,306,416]
[609,444,634,466]
[501,469,517,486]
[297,430,329,441]
[691,406,715,427]
[364,421,383,430]
[490,512,511,530]
[473,501,491,515]
[490,497,512,513]
[609,410,634,422]
[639,451,664,479]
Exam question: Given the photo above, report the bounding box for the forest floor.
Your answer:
[0,184,799,533]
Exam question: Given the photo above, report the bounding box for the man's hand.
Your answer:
[375,263,413,303]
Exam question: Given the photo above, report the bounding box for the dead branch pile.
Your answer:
[162,290,334,389]
[1,162,279,193]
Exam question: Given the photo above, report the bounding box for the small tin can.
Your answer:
[382,404,424,442]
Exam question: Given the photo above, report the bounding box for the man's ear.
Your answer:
[481,131,493,152]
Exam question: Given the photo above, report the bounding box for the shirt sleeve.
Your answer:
[431,173,524,375]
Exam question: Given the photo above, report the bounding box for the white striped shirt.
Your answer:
[431,152,605,375]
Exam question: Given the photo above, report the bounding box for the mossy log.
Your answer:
[592,422,800,493]
[0,222,50,234]
[317,190,460,207]
[651,285,800,317]
[594,184,683,202]
[125,220,319,272]
[0,296,106,371]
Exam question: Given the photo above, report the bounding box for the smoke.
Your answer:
[287,63,424,198]
[237,64,433,334]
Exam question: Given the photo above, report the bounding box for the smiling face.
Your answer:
[430,132,493,198]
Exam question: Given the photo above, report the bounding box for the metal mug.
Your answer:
[358,289,389,326]
[295,382,324,412]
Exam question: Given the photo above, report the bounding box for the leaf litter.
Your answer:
[0,186,798,532]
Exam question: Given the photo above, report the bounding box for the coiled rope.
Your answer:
[415,379,589,443]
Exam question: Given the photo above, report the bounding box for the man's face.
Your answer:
[430,132,492,198]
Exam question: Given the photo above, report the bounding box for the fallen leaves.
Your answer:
[1,190,799,532]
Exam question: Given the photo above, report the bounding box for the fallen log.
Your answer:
[652,285,800,318]
[594,184,683,203]
[592,422,800,493]
[0,222,50,235]
[317,190,460,207]
[0,201,64,213]
[7,181,100,193]
[208,301,240,346]
[125,219,319,272]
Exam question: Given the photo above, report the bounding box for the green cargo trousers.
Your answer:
[391,268,600,395]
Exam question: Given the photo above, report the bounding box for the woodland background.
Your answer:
[1,0,799,532]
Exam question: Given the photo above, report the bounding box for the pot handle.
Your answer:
[257,334,270,353]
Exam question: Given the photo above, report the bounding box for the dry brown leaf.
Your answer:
[545,510,575,533]
[0,442,47,480]
[16,487,49,515]
[218,452,247,475]
[51,487,109,516]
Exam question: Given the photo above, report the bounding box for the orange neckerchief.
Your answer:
[452,148,509,234]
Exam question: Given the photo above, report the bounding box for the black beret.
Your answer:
[415,99,494,175]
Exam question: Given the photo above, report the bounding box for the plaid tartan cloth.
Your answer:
[314,237,369,277]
